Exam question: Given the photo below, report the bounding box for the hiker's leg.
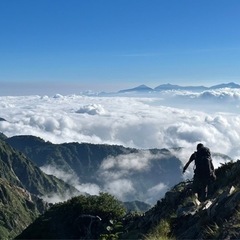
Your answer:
[199,183,208,202]
[193,175,200,200]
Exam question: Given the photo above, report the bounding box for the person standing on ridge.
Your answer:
[183,143,216,202]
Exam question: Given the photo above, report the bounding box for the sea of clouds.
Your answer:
[0,89,240,202]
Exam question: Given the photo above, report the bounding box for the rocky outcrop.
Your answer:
[0,139,80,238]
[0,139,78,196]
[0,178,48,239]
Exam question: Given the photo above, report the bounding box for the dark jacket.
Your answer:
[183,146,215,179]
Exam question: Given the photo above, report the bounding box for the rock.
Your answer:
[176,201,200,217]
[224,191,240,211]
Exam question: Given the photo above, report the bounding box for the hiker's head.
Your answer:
[197,143,204,150]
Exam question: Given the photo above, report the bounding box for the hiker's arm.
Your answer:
[210,160,215,171]
[207,149,215,171]
[183,152,195,173]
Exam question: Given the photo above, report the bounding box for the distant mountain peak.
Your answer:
[118,84,153,93]
[137,84,151,88]
[210,82,240,89]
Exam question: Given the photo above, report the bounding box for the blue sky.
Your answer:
[0,0,240,95]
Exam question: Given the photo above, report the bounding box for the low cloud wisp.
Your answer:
[40,151,178,204]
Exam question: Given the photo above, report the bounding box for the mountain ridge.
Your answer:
[118,82,240,93]
[5,135,184,204]
[0,139,78,197]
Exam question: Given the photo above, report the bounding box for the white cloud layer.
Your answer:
[0,90,239,160]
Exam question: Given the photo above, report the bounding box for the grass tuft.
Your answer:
[144,219,175,240]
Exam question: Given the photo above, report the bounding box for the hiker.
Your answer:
[183,143,216,202]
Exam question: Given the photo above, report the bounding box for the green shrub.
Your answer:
[17,192,126,239]
[145,219,174,240]
[65,192,126,220]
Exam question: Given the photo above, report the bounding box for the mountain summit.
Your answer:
[118,84,153,93]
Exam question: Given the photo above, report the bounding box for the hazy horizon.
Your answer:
[1,81,239,96]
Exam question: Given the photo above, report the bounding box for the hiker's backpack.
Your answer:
[194,147,215,178]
